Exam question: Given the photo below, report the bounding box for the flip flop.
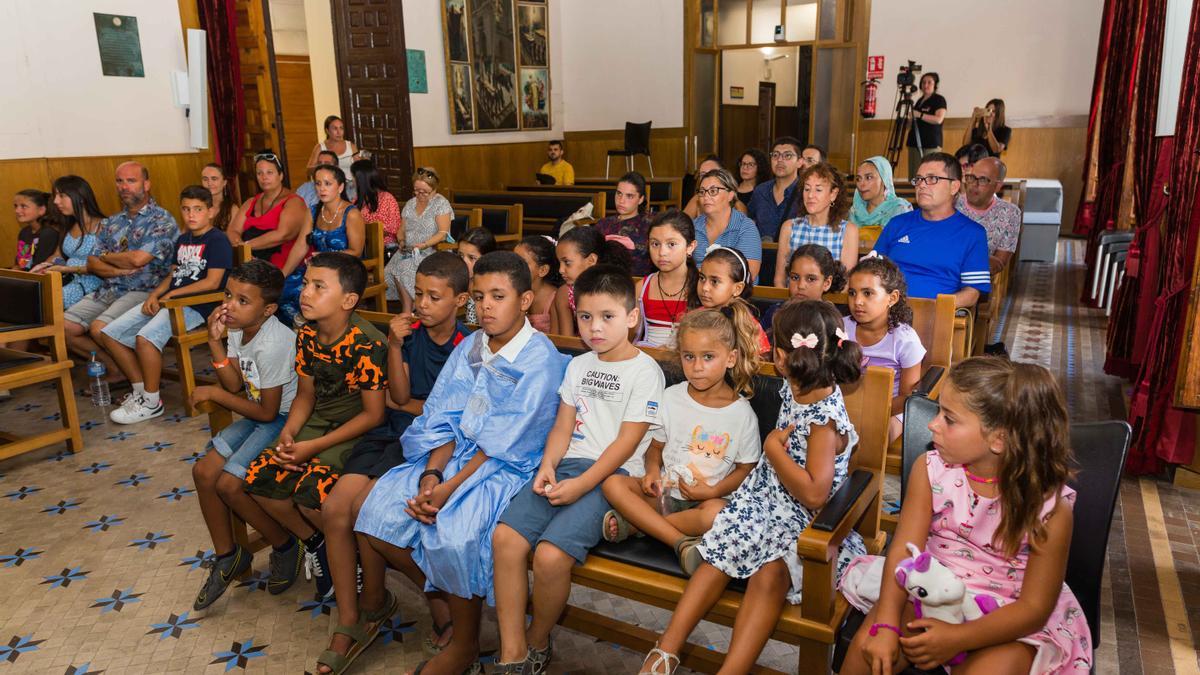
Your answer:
[421,619,453,656]
[674,536,704,576]
[602,509,633,543]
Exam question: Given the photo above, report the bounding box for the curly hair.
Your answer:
[946,358,1074,557]
[794,162,852,230]
[848,255,913,329]
[790,244,847,294]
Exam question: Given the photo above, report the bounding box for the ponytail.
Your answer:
[16,189,59,230]
[676,305,761,398]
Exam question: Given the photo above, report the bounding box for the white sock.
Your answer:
[132,382,146,396]
[142,390,160,407]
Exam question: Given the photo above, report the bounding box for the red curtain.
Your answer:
[1124,1,1200,472]
[198,0,244,191]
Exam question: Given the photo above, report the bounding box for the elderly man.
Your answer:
[747,136,803,241]
[957,157,1021,273]
[63,162,178,389]
[872,151,990,308]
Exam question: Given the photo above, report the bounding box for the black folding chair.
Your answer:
[606,121,654,178]
[833,395,1131,674]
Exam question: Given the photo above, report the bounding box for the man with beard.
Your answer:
[64,162,179,388]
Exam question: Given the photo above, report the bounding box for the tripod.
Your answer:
[885,87,923,169]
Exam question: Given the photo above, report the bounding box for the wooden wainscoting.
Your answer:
[0,151,215,266]
[857,117,1087,229]
[276,55,319,187]
[413,127,687,192]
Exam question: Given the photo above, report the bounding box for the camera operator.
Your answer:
[962,98,1011,157]
[906,72,947,178]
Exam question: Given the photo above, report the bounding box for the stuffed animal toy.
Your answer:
[894,543,1001,666]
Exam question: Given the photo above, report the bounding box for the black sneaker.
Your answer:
[193,545,252,610]
[526,642,552,675]
[305,538,333,600]
[267,537,304,595]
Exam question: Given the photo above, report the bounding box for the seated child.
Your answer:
[13,189,60,270]
[492,266,665,674]
[552,226,631,336]
[458,227,497,325]
[315,251,471,673]
[639,299,866,675]
[763,243,847,331]
[602,307,761,574]
[839,358,1090,674]
[697,244,770,354]
[188,259,298,609]
[102,185,233,424]
[636,211,700,348]
[844,254,925,441]
[241,252,387,598]
[514,235,562,333]
[352,251,569,674]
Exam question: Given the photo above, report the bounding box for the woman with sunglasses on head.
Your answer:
[227,150,309,271]
[384,167,453,314]
[691,168,763,283]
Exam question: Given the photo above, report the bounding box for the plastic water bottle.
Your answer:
[87,352,110,407]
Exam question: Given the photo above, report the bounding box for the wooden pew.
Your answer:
[446,189,606,236]
[0,270,82,460]
[360,221,388,312]
[447,202,523,246]
[505,176,683,212]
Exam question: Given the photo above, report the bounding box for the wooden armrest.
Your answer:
[798,470,877,559]
[162,291,226,309]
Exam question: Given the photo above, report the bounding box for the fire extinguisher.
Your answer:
[861,79,878,119]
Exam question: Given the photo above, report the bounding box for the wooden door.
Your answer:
[235,0,288,196]
[330,0,415,199]
[757,81,776,151]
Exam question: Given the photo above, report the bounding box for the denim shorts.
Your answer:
[208,415,287,479]
[498,458,628,564]
[101,305,204,351]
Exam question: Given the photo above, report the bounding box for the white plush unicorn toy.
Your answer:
[894,542,1001,666]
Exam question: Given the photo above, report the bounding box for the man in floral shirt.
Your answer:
[956,157,1021,274]
[64,161,179,383]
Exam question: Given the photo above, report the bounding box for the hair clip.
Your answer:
[863,250,882,260]
[542,235,558,245]
[605,234,636,251]
[791,333,819,349]
[835,327,848,347]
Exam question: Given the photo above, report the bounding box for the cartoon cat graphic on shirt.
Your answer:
[669,426,732,488]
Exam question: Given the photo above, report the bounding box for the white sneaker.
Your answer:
[109,395,164,424]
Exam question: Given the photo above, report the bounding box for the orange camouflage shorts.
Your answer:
[243,451,341,510]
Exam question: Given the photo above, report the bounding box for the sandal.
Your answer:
[421,619,453,656]
[674,536,703,576]
[602,509,633,543]
[639,645,681,675]
[412,660,482,675]
[314,590,397,675]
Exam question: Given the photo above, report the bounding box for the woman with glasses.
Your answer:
[691,168,762,282]
[306,115,362,200]
[384,167,452,314]
[228,151,308,271]
[735,148,771,207]
[849,156,913,249]
[683,156,748,219]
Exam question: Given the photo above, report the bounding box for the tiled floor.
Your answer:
[0,238,1196,674]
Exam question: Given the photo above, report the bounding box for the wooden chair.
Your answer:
[161,291,226,417]
[361,220,388,312]
[0,270,82,461]
[447,189,605,236]
[542,332,893,673]
[449,206,483,241]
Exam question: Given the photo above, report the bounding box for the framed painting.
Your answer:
[442,0,551,133]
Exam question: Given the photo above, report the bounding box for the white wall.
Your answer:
[868,0,1103,122]
[558,0,683,131]
[721,46,799,106]
[270,0,309,56]
[0,0,191,159]
[304,0,340,141]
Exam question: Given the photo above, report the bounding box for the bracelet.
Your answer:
[212,357,230,369]
[869,623,902,638]
[419,468,443,484]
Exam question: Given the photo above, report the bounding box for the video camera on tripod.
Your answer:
[884,60,924,166]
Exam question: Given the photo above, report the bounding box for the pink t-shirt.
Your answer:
[842,315,925,395]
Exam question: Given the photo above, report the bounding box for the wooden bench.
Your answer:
[448,203,523,246]
[505,176,683,213]
[446,189,606,236]
[0,270,82,461]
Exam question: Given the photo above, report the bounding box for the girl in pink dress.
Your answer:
[839,357,1092,674]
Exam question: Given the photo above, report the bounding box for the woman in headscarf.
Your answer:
[849,156,913,249]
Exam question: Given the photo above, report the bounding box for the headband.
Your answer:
[706,244,748,280]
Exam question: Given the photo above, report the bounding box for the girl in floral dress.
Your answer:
[839,358,1092,674]
[639,299,866,674]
